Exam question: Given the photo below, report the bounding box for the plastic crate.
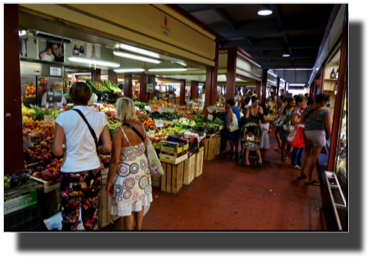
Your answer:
[4,203,42,231]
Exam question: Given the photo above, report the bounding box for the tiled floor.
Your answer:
[102,132,337,231]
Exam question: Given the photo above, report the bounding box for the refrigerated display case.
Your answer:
[20,61,63,107]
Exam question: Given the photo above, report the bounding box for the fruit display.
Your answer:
[4,176,11,190]
[6,169,32,188]
[102,80,122,93]
[148,132,170,144]
[149,111,178,121]
[150,100,169,107]
[134,102,147,109]
[25,82,36,98]
[22,103,35,118]
[29,104,45,121]
[91,103,118,117]
[90,80,106,90]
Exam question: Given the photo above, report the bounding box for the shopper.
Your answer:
[106,98,153,230]
[260,115,270,161]
[241,127,262,165]
[267,96,276,131]
[52,82,112,230]
[41,82,67,109]
[274,95,286,151]
[298,93,332,185]
[225,99,241,159]
[245,97,263,124]
[278,97,295,162]
[290,95,307,170]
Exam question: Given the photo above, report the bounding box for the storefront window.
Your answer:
[334,65,347,188]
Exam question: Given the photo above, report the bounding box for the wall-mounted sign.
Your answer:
[50,67,62,76]
[160,13,171,37]
[147,83,154,93]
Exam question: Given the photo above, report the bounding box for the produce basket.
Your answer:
[7,169,32,188]
[86,79,108,94]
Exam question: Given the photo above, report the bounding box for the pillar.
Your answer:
[123,73,133,98]
[261,69,268,103]
[139,72,148,102]
[108,70,118,84]
[255,80,261,101]
[4,4,24,174]
[225,48,237,103]
[211,40,220,105]
[191,81,198,99]
[203,67,213,119]
[91,68,102,100]
[180,80,186,106]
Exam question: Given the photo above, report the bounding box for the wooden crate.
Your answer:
[152,175,161,188]
[98,177,119,228]
[204,136,217,160]
[159,150,188,164]
[183,154,195,185]
[175,98,180,105]
[37,188,61,220]
[160,162,184,194]
[194,150,204,178]
[215,134,221,155]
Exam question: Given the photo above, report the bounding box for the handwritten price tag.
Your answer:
[179,117,187,122]
[208,114,213,121]
[44,115,55,124]
[135,106,140,111]
[145,106,151,112]
[155,120,164,128]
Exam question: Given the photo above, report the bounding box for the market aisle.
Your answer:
[103,131,337,231]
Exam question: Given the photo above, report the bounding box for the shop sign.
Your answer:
[155,120,164,128]
[161,13,171,37]
[50,67,62,76]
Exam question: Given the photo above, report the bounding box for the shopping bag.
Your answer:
[287,126,298,143]
[289,125,305,148]
[229,112,239,132]
[146,137,164,177]
[273,114,287,127]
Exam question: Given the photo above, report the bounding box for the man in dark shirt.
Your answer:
[305,93,314,105]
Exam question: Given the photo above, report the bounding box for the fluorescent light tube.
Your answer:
[268,70,277,77]
[114,68,145,73]
[148,68,187,72]
[282,53,291,57]
[68,56,120,68]
[289,83,305,86]
[119,44,160,58]
[113,51,160,64]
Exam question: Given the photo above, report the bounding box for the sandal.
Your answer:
[245,160,250,165]
[297,174,307,179]
[305,180,320,186]
[292,165,301,170]
[284,156,289,162]
[275,147,281,152]
[281,155,285,162]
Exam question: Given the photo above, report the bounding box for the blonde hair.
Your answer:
[69,82,92,105]
[116,97,136,122]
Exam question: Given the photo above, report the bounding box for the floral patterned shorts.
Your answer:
[60,168,102,231]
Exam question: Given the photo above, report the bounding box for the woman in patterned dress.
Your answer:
[106,98,152,230]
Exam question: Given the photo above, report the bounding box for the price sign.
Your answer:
[145,106,151,112]
[135,106,140,111]
[208,114,213,121]
[44,115,55,124]
[50,67,62,76]
[207,104,218,113]
[155,119,164,128]
[179,117,188,122]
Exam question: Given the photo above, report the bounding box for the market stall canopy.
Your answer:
[18,4,220,69]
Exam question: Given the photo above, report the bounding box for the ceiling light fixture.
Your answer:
[282,53,291,57]
[114,68,145,73]
[268,70,277,77]
[289,83,305,86]
[119,44,160,58]
[113,50,161,64]
[148,68,187,72]
[18,30,26,36]
[258,4,273,16]
[68,57,120,68]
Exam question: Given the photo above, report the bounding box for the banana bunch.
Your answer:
[22,103,35,119]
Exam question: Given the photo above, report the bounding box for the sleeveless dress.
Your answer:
[260,123,270,149]
[267,102,276,121]
[246,135,258,148]
[109,127,153,217]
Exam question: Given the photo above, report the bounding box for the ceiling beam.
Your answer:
[177,4,239,13]
[208,13,328,38]
[214,8,239,31]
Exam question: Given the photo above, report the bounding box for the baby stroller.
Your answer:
[238,118,263,168]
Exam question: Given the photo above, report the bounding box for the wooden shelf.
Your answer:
[324,79,339,81]
[324,89,336,92]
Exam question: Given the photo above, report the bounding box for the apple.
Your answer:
[32,172,40,178]
[41,149,48,154]
[45,164,51,169]
[40,141,47,147]
[48,180,54,186]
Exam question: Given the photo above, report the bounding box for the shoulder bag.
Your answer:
[229,109,239,132]
[123,122,164,177]
[72,109,99,154]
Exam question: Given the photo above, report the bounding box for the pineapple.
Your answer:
[29,105,44,121]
